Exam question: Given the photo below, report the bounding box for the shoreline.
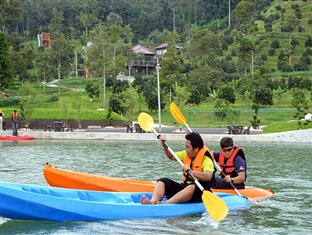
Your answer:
[1,128,311,143]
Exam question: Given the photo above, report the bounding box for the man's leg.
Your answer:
[141,181,166,204]
[164,184,195,204]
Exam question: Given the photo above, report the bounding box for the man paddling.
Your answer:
[213,137,247,189]
[141,132,216,204]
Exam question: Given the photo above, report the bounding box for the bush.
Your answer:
[217,85,236,104]
[0,96,21,106]
[291,38,299,47]
[47,94,59,102]
[271,40,280,49]
[298,26,305,32]
[281,23,292,32]
[305,36,312,47]
[265,22,272,32]
[268,48,275,56]
[308,18,312,25]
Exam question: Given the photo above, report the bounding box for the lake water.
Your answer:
[0,139,312,235]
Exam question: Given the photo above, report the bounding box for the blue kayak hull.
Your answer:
[0,183,251,222]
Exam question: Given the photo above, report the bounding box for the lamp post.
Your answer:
[228,0,231,30]
[156,57,161,132]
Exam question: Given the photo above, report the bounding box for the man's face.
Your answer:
[222,146,234,158]
[185,140,198,158]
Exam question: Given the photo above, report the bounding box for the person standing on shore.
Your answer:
[0,109,4,131]
[11,110,19,136]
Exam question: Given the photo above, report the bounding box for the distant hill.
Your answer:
[253,0,312,78]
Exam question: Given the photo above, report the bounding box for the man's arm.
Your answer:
[159,135,177,161]
[183,157,214,182]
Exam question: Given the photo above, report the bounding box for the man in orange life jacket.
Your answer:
[11,110,19,136]
[141,132,216,204]
[213,137,247,189]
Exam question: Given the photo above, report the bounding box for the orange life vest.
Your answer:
[219,147,246,178]
[182,146,214,182]
[12,112,19,120]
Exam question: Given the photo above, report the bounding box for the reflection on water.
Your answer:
[0,140,312,234]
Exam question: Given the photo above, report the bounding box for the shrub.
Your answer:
[268,48,275,56]
[271,39,280,49]
[291,38,299,47]
[47,94,59,102]
[0,96,21,106]
[305,36,312,47]
[298,26,305,32]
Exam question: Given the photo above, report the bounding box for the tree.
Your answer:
[0,33,14,91]
[232,0,255,31]
[121,86,141,121]
[172,83,190,108]
[85,81,100,101]
[252,85,273,106]
[217,84,236,104]
[291,89,310,129]
[235,33,255,78]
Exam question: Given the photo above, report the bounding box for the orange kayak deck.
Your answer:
[43,164,275,199]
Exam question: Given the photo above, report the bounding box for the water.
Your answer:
[0,139,312,235]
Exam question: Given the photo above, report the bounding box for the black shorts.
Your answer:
[214,177,245,189]
[157,177,213,203]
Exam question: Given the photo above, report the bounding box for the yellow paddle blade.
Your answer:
[138,112,154,132]
[170,102,187,125]
[202,190,228,222]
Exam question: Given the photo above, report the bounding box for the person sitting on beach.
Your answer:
[141,132,216,204]
[213,137,247,189]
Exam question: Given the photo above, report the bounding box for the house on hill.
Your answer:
[128,44,156,76]
[155,43,182,58]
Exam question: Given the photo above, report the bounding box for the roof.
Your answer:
[155,43,182,50]
[131,44,155,55]
[155,43,168,50]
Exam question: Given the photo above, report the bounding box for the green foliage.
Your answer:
[85,81,100,101]
[291,89,310,128]
[19,85,36,126]
[0,32,14,91]
[214,99,239,124]
[250,103,261,128]
[121,86,141,121]
[47,94,59,102]
[271,39,280,49]
[0,96,20,107]
[108,93,125,115]
[252,85,274,106]
[217,85,236,104]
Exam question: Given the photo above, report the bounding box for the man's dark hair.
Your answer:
[185,132,203,150]
[220,137,233,148]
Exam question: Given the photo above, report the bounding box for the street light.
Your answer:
[156,57,161,132]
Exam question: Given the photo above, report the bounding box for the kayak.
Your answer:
[0,135,34,141]
[0,182,251,222]
[44,165,275,199]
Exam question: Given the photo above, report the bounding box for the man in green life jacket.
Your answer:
[141,132,216,204]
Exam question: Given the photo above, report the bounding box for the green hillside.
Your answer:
[255,0,312,77]
[0,0,311,133]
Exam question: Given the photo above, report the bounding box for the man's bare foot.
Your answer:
[140,195,155,204]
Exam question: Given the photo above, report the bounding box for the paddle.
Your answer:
[138,112,228,222]
[170,102,245,198]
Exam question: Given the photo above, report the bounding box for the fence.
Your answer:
[174,108,297,127]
